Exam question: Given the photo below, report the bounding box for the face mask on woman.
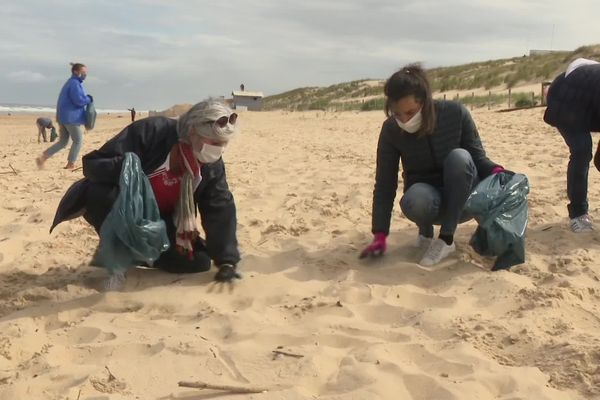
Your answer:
[395,110,422,134]
[194,143,224,164]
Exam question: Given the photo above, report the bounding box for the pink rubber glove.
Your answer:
[491,166,505,175]
[359,233,387,259]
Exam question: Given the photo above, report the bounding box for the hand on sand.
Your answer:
[214,264,241,282]
[359,233,387,259]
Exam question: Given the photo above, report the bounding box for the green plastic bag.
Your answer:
[464,172,529,270]
[95,152,170,274]
[85,101,97,130]
[50,127,58,142]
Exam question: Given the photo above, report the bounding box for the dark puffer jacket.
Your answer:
[543,64,600,132]
[372,100,500,235]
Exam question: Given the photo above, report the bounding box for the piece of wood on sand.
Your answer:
[178,380,289,394]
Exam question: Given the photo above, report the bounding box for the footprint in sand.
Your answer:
[61,326,117,345]
[26,212,43,224]
[324,354,377,394]
[329,325,410,343]
[92,300,144,314]
[336,283,373,305]
[354,303,420,326]
[402,374,455,400]
[65,342,166,365]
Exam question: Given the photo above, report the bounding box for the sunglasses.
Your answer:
[213,113,238,128]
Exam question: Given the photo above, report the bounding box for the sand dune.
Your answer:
[0,109,599,399]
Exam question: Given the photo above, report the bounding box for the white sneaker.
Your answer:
[104,270,127,291]
[420,239,456,266]
[570,214,594,233]
[415,235,433,249]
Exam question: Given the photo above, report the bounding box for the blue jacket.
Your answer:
[56,75,91,125]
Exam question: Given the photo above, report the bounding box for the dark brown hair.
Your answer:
[70,62,86,74]
[383,63,436,135]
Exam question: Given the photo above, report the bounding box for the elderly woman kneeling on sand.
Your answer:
[51,99,241,289]
[360,64,507,266]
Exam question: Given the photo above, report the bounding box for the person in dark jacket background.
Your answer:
[127,107,136,122]
[51,99,241,287]
[543,58,600,232]
[36,62,92,169]
[360,64,505,266]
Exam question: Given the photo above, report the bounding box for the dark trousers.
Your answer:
[84,183,211,273]
[558,127,592,218]
[400,149,479,237]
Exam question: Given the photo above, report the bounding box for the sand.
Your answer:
[0,109,599,399]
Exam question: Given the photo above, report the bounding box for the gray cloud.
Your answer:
[7,71,46,83]
[0,0,599,110]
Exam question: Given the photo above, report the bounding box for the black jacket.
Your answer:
[51,116,240,266]
[544,64,600,132]
[372,100,499,234]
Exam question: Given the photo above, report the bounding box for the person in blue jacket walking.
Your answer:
[36,62,92,170]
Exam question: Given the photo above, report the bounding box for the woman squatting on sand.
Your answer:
[51,99,242,289]
[361,64,507,266]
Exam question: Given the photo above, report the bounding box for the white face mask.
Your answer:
[395,110,422,134]
[194,144,224,164]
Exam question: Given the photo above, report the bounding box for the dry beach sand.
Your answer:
[0,108,599,399]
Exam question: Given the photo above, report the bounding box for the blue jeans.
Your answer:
[44,123,84,163]
[558,127,592,218]
[400,149,479,237]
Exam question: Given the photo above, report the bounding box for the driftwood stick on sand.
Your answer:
[9,163,17,175]
[272,350,304,358]
[71,166,83,172]
[178,380,279,393]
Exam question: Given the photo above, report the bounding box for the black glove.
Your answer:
[214,264,241,282]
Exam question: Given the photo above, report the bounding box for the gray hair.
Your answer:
[177,98,237,141]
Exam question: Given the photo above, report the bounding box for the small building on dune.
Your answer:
[231,90,264,111]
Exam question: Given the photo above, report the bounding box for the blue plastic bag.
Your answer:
[464,172,529,270]
[95,152,170,274]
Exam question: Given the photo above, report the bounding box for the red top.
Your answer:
[148,164,183,214]
[147,143,201,215]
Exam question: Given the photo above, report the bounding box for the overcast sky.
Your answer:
[1,0,599,110]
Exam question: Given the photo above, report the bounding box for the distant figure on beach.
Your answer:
[544,57,600,232]
[127,107,136,122]
[51,99,241,290]
[35,117,57,143]
[360,64,506,266]
[36,62,92,170]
